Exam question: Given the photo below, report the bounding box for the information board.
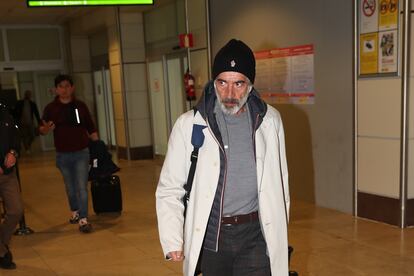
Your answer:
[359,0,399,76]
[254,44,314,104]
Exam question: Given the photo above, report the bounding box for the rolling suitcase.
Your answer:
[91,175,122,214]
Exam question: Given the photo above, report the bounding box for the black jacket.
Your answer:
[88,140,120,181]
[0,103,20,172]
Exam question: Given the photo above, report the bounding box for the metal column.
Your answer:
[399,0,411,228]
[115,7,131,161]
[353,0,359,217]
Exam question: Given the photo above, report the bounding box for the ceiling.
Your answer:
[0,1,99,25]
[0,0,166,25]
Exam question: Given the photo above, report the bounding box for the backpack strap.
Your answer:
[183,110,206,217]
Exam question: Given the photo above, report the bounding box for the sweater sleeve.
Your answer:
[82,102,97,134]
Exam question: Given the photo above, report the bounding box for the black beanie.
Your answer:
[212,39,256,83]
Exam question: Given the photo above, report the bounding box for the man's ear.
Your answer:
[248,85,253,93]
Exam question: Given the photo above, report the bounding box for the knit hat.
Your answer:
[212,39,256,83]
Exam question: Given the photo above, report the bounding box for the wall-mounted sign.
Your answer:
[378,30,397,73]
[361,0,379,34]
[360,33,378,74]
[179,33,194,48]
[379,0,398,30]
[254,44,314,104]
[153,78,160,92]
[358,0,399,76]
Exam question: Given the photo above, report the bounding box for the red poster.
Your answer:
[254,44,315,104]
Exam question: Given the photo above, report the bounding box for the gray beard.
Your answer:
[215,89,250,115]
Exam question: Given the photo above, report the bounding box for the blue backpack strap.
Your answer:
[191,124,206,149]
[183,110,206,217]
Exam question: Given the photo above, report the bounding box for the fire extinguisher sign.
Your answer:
[179,33,194,48]
[184,70,196,101]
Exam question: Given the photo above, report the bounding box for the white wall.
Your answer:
[358,78,401,198]
[209,0,354,213]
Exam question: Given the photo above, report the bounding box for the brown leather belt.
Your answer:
[221,211,259,225]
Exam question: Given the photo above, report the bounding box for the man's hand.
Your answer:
[4,153,16,168]
[39,120,55,135]
[167,251,184,261]
[0,167,3,175]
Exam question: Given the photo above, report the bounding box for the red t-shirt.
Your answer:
[42,97,96,152]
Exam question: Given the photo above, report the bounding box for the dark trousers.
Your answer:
[20,125,35,151]
[200,220,271,276]
[0,172,23,256]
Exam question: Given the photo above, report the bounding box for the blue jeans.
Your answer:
[56,148,89,219]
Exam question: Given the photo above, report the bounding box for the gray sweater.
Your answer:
[215,102,258,216]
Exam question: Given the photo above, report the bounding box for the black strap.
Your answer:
[183,108,205,218]
[183,147,199,217]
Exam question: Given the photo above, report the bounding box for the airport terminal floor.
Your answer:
[3,152,413,275]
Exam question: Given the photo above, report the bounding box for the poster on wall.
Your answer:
[360,33,379,74]
[358,0,399,76]
[360,0,379,34]
[254,45,314,104]
[379,0,399,31]
[378,30,397,73]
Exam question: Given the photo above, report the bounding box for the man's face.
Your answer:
[56,80,74,99]
[214,71,251,115]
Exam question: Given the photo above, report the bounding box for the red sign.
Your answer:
[363,0,376,17]
[254,44,314,59]
[179,33,194,48]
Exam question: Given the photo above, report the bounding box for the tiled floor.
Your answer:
[2,152,413,275]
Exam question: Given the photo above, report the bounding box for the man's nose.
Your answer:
[226,84,235,98]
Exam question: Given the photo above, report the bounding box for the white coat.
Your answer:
[156,103,290,276]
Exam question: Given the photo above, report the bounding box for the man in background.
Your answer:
[13,90,41,154]
[0,102,24,270]
[40,74,98,234]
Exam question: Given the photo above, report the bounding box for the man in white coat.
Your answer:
[156,39,290,276]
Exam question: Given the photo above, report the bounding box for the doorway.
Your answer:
[148,53,188,155]
[93,68,116,147]
[34,70,60,151]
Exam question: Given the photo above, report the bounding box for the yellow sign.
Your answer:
[360,33,379,74]
[379,0,398,30]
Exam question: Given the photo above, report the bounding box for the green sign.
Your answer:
[27,0,153,7]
